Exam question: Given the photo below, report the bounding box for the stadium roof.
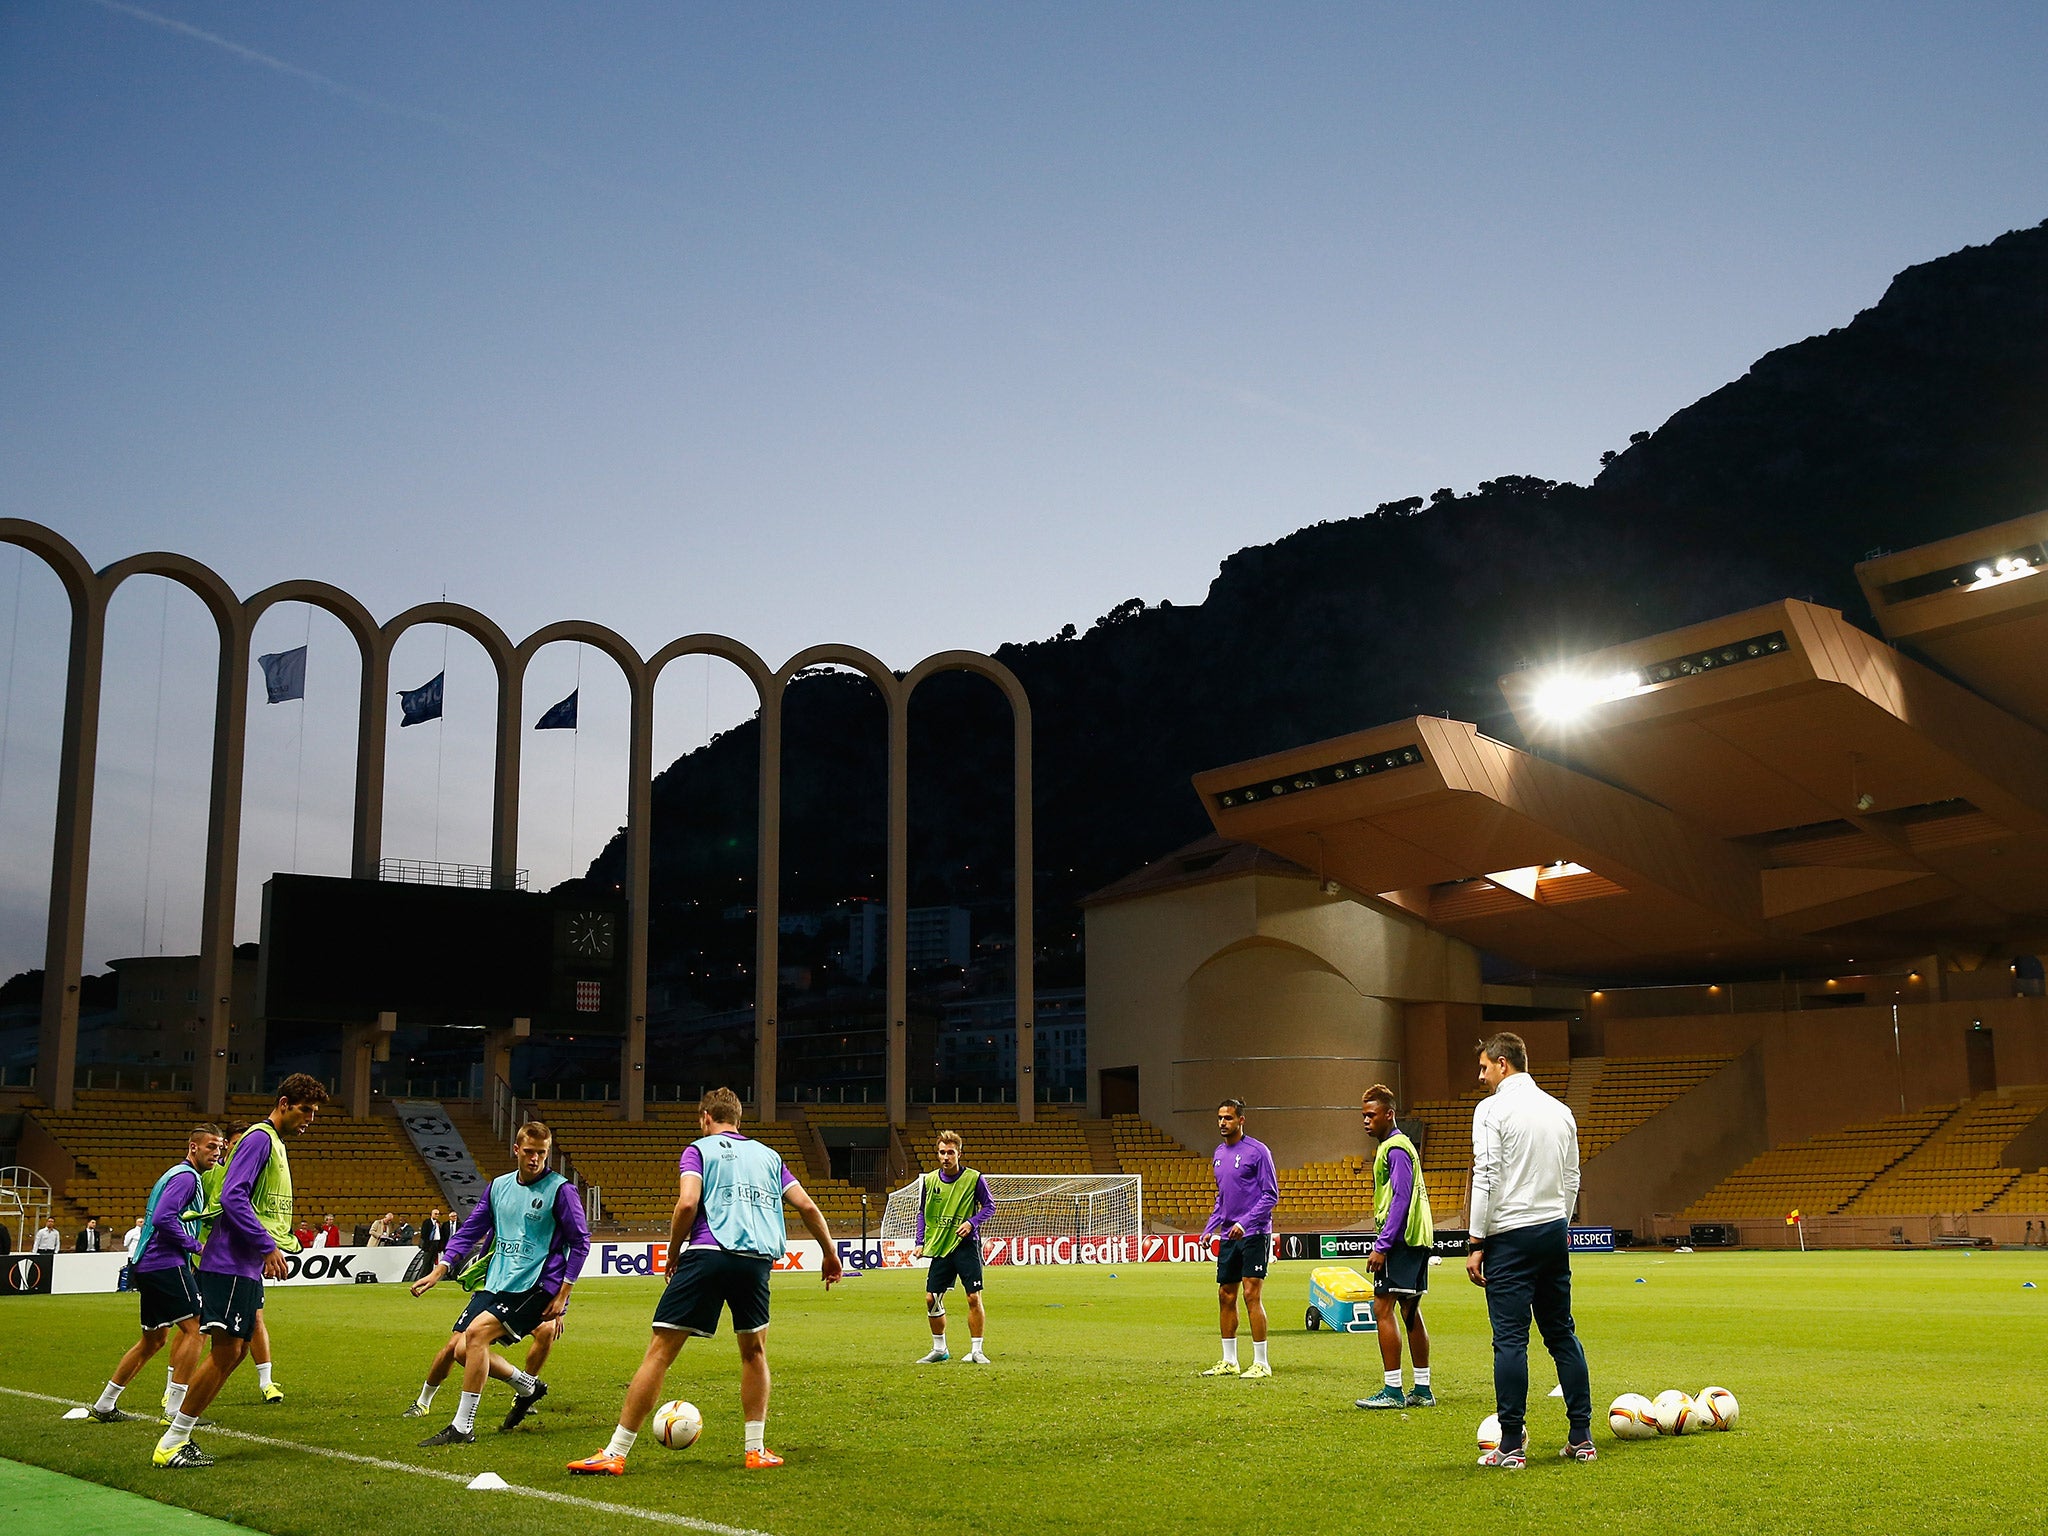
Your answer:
[1196,515,2048,980]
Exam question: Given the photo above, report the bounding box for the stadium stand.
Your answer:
[526,1100,871,1235]
[1680,1104,1954,1220]
[1404,1063,1570,1217]
[1840,1090,2048,1216]
[1109,1114,1213,1230]
[30,1089,442,1233]
[910,1104,1095,1175]
[1575,1054,1735,1158]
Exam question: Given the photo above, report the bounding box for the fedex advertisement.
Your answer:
[578,1232,1224,1279]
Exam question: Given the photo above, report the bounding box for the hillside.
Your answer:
[584,218,2048,1002]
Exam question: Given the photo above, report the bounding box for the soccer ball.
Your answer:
[1649,1389,1698,1435]
[650,1400,702,1450]
[1608,1392,1658,1439]
[1695,1386,1739,1430]
[1476,1413,1501,1451]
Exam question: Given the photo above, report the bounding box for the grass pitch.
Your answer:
[3,1251,2044,1536]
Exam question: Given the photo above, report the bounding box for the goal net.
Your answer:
[881,1173,1143,1244]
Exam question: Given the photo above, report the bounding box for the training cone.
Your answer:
[467,1473,509,1491]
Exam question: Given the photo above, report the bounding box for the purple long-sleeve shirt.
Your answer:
[1372,1144,1415,1255]
[1204,1134,1278,1238]
[439,1176,592,1293]
[914,1166,997,1244]
[134,1164,201,1274]
[199,1128,280,1280]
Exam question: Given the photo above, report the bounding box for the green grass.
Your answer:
[4,1252,2045,1535]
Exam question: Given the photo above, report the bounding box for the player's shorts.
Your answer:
[197,1271,264,1339]
[477,1287,554,1344]
[1215,1233,1271,1286]
[652,1247,773,1337]
[450,1289,493,1335]
[925,1237,984,1296]
[1373,1243,1430,1299]
[135,1265,200,1331]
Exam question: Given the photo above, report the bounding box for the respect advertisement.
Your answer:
[1567,1226,1616,1252]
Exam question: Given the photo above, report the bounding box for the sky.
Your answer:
[3,1,2047,980]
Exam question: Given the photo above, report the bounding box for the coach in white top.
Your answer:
[1465,1032,1594,1467]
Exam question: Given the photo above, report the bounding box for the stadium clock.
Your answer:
[565,910,616,962]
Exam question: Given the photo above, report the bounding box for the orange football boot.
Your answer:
[566,1452,628,1476]
[744,1448,784,1470]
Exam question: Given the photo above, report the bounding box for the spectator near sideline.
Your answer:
[34,1220,61,1255]
[368,1211,398,1246]
[292,1221,316,1249]
[318,1215,341,1248]
[77,1216,106,1252]
[0,1222,11,1256]
[122,1218,144,1260]
[419,1208,448,1267]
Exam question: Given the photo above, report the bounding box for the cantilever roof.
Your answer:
[1194,541,2048,978]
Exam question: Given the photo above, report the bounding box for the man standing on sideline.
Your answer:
[419,1207,449,1269]
[34,1218,60,1256]
[567,1087,843,1476]
[85,1126,222,1423]
[912,1130,996,1364]
[1355,1084,1436,1410]
[408,1121,588,1443]
[152,1075,326,1469]
[1199,1098,1278,1380]
[1466,1033,1593,1468]
[77,1216,105,1252]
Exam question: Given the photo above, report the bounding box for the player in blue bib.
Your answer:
[568,1087,843,1476]
[409,1121,588,1446]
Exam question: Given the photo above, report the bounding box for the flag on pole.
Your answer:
[399,672,444,727]
[1785,1209,1801,1226]
[535,689,578,730]
[257,646,307,704]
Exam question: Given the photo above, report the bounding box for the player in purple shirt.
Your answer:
[154,1075,326,1470]
[1199,1098,1278,1379]
[85,1125,224,1424]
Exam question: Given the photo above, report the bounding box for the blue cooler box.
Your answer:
[1306,1264,1378,1332]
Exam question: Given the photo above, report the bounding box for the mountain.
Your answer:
[584,218,2048,1002]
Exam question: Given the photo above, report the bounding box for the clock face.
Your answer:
[566,911,615,962]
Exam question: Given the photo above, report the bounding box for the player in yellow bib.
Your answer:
[913,1131,995,1364]
[1355,1083,1436,1410]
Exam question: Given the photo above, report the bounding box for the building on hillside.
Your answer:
[89,948,263,1080]
[937,986,1087,1097]
[841,903,972,981]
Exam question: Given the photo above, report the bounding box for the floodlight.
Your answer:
[1530,668,1645,721]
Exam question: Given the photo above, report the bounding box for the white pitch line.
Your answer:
[0,1386,780,1536]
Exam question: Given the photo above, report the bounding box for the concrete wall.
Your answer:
[1600,997,2048,1148]
[1577,1047,1768,1230]
[1086,872,1481,1167]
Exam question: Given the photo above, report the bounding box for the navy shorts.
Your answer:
[450,1290,492,1334]
[925,1237,984,1296]
[653,1248,773,1337]
[197,1271,263,1339]
[135,1265,200,1331]
[1215,1234,1271,1286]
[1373,1243,1430,1299]
[476,1286,554,1344]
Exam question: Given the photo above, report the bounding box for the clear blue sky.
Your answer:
[2,1,2046,979]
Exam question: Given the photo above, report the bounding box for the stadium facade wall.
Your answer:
[1602,997,2048,1148]
[1085,868,1480,1168]
[1577,1046,1768,1230]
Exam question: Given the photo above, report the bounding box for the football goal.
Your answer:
[880,1173,1143,1243]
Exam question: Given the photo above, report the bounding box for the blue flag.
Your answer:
[535,689,578,730]
[257,646,307,704]
[398,672,444,727]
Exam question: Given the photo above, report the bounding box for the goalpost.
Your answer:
[880,1174,1143,1245]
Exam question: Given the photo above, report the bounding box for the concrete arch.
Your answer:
[1,521,109,1110]
[902,651,1037,1120]
[99,552,257,1115]
[245,581,386,879]
[380,603,521,888]
[774,645,909,1117]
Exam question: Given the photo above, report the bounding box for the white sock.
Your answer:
[166,1366,175,1390]
[453,1391,480,1434]
[164,1381,189,1416]
[1221,1337,1239,1366]
[94,1381,125,1412]
[1385,1368,1404,1389]
[1414,1367,1431,1387]
[510,1370,539,1396]
[970,1336,983,1356]
[605,1425,638,1458]
[156,1411,197,1451]
[744,1420,766,1453]
[415,1381,439,1411]
[1253,1341,1270,1367]
[256,1363,274,1390]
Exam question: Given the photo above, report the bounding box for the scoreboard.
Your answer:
[259,874,629,1032]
